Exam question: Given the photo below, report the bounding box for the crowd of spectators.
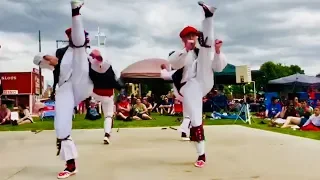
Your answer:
[265,96,320,131]
[0,103,33,126]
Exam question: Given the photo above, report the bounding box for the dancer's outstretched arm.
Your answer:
[212,52,227,72]
[212,40,227,72]
[168,49,189,70]
[33,52,58,70]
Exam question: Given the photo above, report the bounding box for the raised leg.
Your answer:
[54,82,78,179]
[70,0,93,105]
[196,2,216,95]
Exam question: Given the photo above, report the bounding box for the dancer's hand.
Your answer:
[215,39,223,54]
[185,40,195,51]
[43,55,59,66]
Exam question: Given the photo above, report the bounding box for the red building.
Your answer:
[0,68,44,113]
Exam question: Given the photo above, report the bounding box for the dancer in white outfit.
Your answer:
[88,49,123,144]
[166,1,227,168]
[161,38,226,141]
[33,1,92,178]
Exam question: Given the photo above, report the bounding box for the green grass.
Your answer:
[245,119,320,140]
[0,114,236,131]
[1,114,320,140]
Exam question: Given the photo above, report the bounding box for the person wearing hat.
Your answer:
[161,37,226,141]
[33,1,92,178]
[167,1,227,168]
[88,49,124,145]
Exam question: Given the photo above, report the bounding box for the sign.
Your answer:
[236,65,252,83]
[1,76,17,80]
[0,72,44,95]
[3,90,18,95]
[0,72,32,94]
[32,72,44,95]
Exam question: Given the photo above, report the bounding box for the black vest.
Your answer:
[51,46,69,98]
[171,48,199,95]
[88,63,123,90]
[52,47,123,98]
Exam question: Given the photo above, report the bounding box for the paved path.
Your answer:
[0,126,319,180]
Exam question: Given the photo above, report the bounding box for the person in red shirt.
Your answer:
[116,95,131,120]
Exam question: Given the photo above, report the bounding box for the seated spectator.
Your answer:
[159,97,172,115]
[301,107,320,131]
[147,94,157,111]
[116,95,131,121]
[85,100,101,120]
[282,107,320,129]
[142,97,152,114]
[265,97,281,119]
[133,99,152,120]
[0,103,11,125]
[296,100,312,119]
[12,104,33,126]
[294,97,300,108]
[167,90,174,105]
[171,98,183,116]
[315,99,320,108]
[270,100,297,126]
[230,100,241,112]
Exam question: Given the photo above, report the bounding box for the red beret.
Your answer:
[179,26,198,38]
[65,28,88,38]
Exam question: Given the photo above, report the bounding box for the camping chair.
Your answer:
[172,101,183,116]
[212,95,228,112]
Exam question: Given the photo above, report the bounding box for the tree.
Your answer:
[256,61,304,89]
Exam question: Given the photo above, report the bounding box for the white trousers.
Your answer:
[54,12,93,161]
[92,93,114,134]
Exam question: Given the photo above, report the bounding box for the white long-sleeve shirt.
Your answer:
[303,114,320,127]
[168,49,197,83]
[33,48,73,86]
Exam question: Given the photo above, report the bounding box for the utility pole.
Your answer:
[38,30,42,96]
[97,26,100,47]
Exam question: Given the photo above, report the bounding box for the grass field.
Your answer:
[1,114,320,140]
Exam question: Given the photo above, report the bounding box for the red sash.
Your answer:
[93,89,114,97]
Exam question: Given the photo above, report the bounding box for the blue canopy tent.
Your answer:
[268,73,320,86]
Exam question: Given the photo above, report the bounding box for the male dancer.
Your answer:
[88,49,124,144]
[33,0,92,178]
[167,1,226,168]
[161,39,226,141]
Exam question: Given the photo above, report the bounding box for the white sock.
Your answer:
[179,117,191,135]
[104,117,112,134]
[195,141,205,156]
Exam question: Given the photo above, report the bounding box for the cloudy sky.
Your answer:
[0,0,319,84]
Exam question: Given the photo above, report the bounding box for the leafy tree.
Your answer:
[255,61,304,90]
